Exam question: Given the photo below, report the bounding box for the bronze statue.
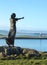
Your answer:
[6,13,24,47]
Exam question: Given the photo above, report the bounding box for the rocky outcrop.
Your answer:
[2,47,40,58]
[4,47,23,56]
[23,48,40,58]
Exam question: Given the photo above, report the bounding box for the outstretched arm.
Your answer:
[18,17,24,20]
[16,17,24,21]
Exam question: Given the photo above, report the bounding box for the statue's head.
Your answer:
[11,13,16,18]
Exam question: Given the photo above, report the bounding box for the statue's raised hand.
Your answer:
[21,17,24,19]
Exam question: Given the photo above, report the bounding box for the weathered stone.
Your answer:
[23,48,39,57]
[1,46,40,58]
[3,46,23,56]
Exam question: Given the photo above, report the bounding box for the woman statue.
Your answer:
[6,13,24,47]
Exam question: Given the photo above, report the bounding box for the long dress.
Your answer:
[6,18,17,46]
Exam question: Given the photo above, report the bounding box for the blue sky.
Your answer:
[0,0,47,31]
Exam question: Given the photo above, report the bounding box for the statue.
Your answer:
[6,13,24,47]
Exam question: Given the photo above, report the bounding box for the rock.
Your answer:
[23,48,40,58]
[15,47,23,54]
[1,46,40,59]
[4,46,23,56]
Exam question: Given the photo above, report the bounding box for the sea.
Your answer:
[0,30,47,52]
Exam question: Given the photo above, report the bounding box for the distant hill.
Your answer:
[0,30,8,35]
[0,30,47,37]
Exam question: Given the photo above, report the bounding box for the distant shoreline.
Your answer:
[0,35,47,39]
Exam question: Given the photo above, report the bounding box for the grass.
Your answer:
[0,54,47,65]
[0,59,47,65]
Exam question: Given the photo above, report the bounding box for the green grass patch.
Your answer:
[0,59,47,65]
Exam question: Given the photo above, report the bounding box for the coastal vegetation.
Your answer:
[0,46,47,65]
[0,59,47,65]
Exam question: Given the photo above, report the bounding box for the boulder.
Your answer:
[23,48,40,57]
[5,47,23,55]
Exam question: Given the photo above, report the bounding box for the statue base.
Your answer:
[2,46,23,56]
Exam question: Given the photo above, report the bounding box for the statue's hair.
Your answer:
[11,13,16,18]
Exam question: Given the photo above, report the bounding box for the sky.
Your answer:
[0,0,47,31]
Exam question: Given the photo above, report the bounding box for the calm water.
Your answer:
[0,39,47,52]
[0,30,47,52]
